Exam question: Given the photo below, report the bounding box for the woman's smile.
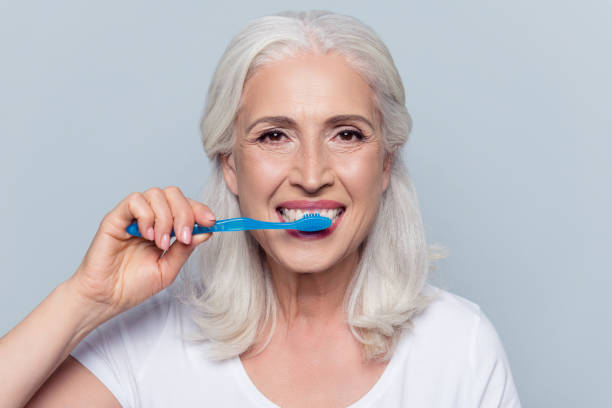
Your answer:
[275,200,346,240]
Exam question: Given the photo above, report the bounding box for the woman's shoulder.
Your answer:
[105,286,203,348]
[414,283,482,329]
[71,288,242,406]
[405,283,492,357]
[102,287,178,341]
[72,286,199,374]
[405,283,513,376]
[398,284,521,406]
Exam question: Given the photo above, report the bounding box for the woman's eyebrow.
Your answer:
[246,116,296,133]
[245,114,374,133]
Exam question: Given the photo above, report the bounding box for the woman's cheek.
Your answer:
[339,152,384,193]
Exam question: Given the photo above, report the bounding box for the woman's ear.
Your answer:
[382,152,393,192]
[221,152,239,196]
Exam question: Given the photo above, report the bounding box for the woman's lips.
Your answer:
[275,208,345,240]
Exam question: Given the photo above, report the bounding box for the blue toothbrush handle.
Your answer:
[125,217,289,237]
[125,222,214,238]
[201,217,305,231]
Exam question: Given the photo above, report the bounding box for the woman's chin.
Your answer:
[268,247,351,275]
[287,259,328,274]
[258,229,359,275]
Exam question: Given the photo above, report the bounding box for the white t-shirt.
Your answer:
[71,284,521,407]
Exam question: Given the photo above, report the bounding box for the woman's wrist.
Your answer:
[58,277,117,340]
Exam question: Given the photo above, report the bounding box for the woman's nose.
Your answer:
[288,139,334,193]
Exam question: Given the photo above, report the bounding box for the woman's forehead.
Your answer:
[238,53,378,129]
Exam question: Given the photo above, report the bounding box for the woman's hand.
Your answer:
[68,186,215,321]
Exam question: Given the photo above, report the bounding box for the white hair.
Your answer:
[174,9,446,362]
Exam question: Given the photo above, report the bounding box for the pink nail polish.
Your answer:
[182,226,191,244]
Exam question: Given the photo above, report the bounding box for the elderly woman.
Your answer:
[2,10,521,407]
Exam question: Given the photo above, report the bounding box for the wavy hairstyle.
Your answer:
[175,9,446,362]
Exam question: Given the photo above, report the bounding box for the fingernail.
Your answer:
[146,227,154,241]
[182,226,192,245]
[162,233,170,250]
[205,210,215,222]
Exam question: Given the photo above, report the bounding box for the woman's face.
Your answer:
[222,52,392,274]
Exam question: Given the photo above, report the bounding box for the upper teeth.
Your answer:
[279,208,344,223]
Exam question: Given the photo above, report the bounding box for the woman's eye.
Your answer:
[256,130,287,143]
[255,129,365,144]
[336,129,365,142]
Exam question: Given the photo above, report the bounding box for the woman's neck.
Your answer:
[265,250,360,328]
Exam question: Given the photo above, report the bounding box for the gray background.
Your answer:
[1,1,609,406]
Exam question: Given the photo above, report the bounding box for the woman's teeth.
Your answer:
[279,208,343,223]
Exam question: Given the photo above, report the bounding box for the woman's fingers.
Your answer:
[143,187,173,251]
[164,186,195,245]
[127,193,155,241]
[143,186,215,250]
[100,192,155,241]
[187,198,216,227]
[143,186,216,250]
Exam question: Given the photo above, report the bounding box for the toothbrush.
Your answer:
[125,213,332,238]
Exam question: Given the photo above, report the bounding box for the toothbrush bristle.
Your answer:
[293,212,332,231]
